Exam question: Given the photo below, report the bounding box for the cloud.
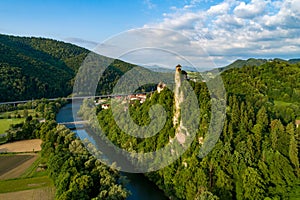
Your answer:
[93,28,216,71]
[262,0,300,29]
[156,12,204,30]
[234,0,268,19]
[143,0,156,10]
[139,0,300,68]
[207,2,230,15]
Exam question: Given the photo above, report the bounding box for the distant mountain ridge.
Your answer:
[1,33,300,102]
[220,58,300,72]
[143,64,209,72]
[142,64,174,72]
[288,58,300,64]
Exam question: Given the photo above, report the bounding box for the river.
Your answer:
[56,103,168,200]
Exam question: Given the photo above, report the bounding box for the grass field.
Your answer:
[0,176,53,193]
[0,136,7,144]
[0,187,55,200]
[0,118,24,134]
[0,109,40,134]
[0,109,37,119]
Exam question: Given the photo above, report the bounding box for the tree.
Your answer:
[23,109,28,118]
[251,123,263,158]
[242,167,266,200]
[287,123,299,176]
[270,119,284,151]
[256,106,268,129]
[195,191,219,200]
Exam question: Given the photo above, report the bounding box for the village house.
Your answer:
[136,94,147,103]
[295,120,300,128]
[136,94,147,99]
[101,104,110,110]
[157,82,166,93]
[129,95,140,101]
[95,98,107,106]
[128,94,147,104]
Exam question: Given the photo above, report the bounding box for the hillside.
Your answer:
[0,34,138,102]
[288,58,300,64]
[2,33,299,199]
[223,60,300,98]
[79,59,300,200]
[220,58,300,72]
[0,34,88,101]
[2,33,299,103]
[219,58,268,72]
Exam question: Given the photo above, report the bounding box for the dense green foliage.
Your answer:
[86,60,300,200]
[0,34,89,101]
[0,34,138,102]
[223,60,300,123]
[1,33,300,199]
[220,57,300,72]
[2,100,129,199]
[39,121,128,200]
[96,90,175,153]
[1,99,67,143]
[219,58,268,72]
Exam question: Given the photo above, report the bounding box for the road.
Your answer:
[0,92,152,105]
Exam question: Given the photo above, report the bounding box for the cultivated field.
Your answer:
[0,154,38,180]
[0,187,55,200]
[0,148,54,199]
[0,139,42,153]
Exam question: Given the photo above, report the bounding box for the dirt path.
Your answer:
[0,139,42,153]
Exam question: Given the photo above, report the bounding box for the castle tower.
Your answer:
[176,64,182,72]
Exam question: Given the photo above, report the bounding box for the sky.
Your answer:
[0,0,300,69]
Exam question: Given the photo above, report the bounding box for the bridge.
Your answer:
[58,120,88,126]
[58,120,88,130]
[0,92,153,105]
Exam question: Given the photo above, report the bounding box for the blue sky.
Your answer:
[0,0,191,44]
[0,0,158,42]
[0,0,299,68]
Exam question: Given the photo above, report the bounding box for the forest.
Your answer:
[0,34,138,102]
[2,99,129,199]
[78,59,300,199]
[1,33,300,199]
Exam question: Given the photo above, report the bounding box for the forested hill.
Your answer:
[0,34,88,101]
[0,34,137,102]
[220,58,300,72]
[222,60,300,104]
[90,59,300,200]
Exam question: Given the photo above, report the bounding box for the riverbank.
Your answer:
[56,102,168,200]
